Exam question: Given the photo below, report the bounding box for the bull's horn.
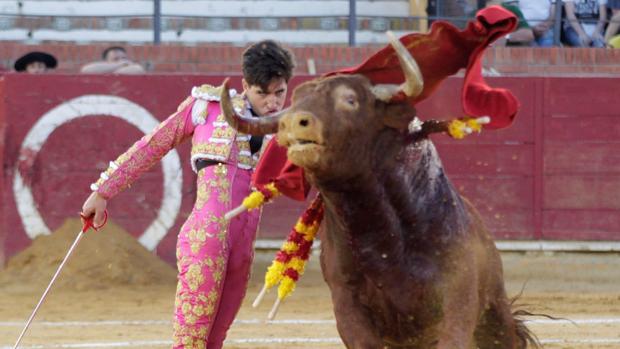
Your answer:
[371,31,424,102]
[220,78,284,135]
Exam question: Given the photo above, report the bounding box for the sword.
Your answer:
[12,211,108,349]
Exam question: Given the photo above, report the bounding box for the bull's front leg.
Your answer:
[434,260,480,349]
[329,283,385,349]
[320,242,384,349]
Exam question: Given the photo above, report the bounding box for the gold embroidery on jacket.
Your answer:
[196,104,209,125]
[195,84,223,97]
[211,126,235,139]
[237,140,250,152]
[237,155,256,168]
[191,143,231,159]
[232,95,246,112]
[189,93,268,170]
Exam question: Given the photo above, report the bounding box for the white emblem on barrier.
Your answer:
[13,95,182,251]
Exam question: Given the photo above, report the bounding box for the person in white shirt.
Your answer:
[519,0,557,46]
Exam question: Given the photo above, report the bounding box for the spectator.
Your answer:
[80,46,145,74]
[488,1,536,46]
[519,0,557,47]
[14,51,57,74]
[604,0,620,44]
[563,0,607,47]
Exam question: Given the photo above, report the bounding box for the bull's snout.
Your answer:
[277,112,323,148]
[279,113,314,131]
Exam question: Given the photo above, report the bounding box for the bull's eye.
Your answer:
[333,85,359,111]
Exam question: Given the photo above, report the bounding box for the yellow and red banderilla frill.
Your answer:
[224,182,280,220]
[225,185,324,319]
[256,194,323,319]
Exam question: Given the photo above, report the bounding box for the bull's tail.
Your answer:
[475,297,543,349]
[511,307,541,349]
[510,291,564,349]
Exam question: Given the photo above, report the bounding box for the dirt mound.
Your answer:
[0,219,176,291]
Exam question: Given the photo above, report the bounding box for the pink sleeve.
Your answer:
[92,97,196,200]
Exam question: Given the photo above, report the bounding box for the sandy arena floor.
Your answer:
[0,249,619,349]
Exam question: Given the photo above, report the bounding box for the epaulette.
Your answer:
[191,83,228,101]
[190,83,247,125]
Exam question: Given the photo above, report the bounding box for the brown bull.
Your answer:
[221,36,537,349]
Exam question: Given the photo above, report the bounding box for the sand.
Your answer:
[0,222,618,348]
[0,219,176,292]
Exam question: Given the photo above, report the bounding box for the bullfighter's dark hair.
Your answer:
[102,46,127,60]
[242,40,295,91]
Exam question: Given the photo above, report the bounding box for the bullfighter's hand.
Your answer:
[81,192,108,228]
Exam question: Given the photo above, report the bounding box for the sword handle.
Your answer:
[79,210,108,233]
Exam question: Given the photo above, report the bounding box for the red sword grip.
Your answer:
[79,210,108,233]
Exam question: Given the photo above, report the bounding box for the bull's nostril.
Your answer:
[300,119,309,127]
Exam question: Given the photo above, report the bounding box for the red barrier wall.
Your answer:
[418,76,620,241]
[3,43,620,76]
[1,74,618,266]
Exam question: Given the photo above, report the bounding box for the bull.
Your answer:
[220,34,537,349]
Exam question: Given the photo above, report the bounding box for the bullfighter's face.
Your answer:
[243,78,288,116]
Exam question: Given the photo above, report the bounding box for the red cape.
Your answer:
[327,5,518,129]
[252,138,310,202]
[253,6,518,201]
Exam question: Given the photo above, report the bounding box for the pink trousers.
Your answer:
[173,163,259,349]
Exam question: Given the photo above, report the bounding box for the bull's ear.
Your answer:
[379,102,416,130]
